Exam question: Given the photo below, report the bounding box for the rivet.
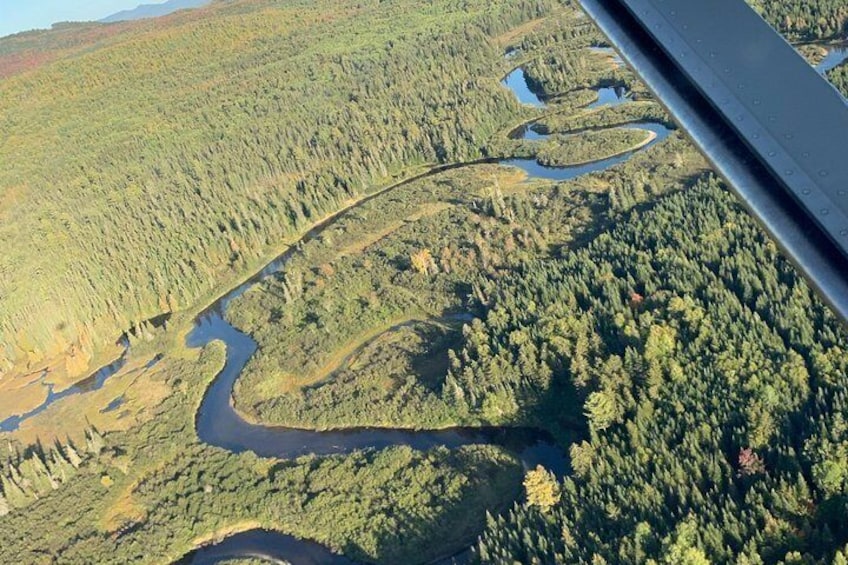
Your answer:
[802,189,811,195]
[784,133,793,140]
[821,209,830,216]
[841,229,848,237]
[819,170,829,177]
[786,170,794,176]
[753,99,761,105]
[768,151,777,157]
[802,152,810,158]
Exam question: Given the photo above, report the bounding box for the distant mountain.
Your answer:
[99,0,210,23]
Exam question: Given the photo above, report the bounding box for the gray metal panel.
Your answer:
[578,0,848,324]
[618,0,848,258]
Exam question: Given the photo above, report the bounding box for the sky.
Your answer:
[0,0,147,38]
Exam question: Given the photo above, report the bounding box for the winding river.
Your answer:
[4,36,844,565]
[10,39,844,436]
[1,62,673,563]
[816,44,848,75]
[176,66,673,563]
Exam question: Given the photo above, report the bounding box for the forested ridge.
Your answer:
[0,0,560,380]
[472,179,848,563]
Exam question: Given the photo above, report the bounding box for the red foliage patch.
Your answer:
[0,22,132,80]
[0,51,55,79]
[738,447,765,476]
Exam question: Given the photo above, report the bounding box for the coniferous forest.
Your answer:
[0,0,846,564]
[473,177,848,564]
[828,62,848,96]
[0,0,551,376]
[750,0,848,40]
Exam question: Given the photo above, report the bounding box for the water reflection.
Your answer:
[816,45,848,75]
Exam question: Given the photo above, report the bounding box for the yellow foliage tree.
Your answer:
[410,248,436,275]
[524,465,561,513]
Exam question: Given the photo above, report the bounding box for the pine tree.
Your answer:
[85,427,105,456]
[64,442,83,468]
[0,473,29,509]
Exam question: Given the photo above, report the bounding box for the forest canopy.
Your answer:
[0,0,563,378]
[473,178,848,564]
[751,0,848,40]
[0,0,846,563]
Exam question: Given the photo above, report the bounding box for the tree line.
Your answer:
[0,0,567,378]
[827,62,848,96]
[750,0,848,40]
[0,427,105,516]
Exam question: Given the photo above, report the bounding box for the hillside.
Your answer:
[0,0,552,388]
[0,0,846,563]
[0,0,842,406]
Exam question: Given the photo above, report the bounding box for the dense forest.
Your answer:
[472,178,848,563]
[750,0,848,40]
[0,0,846,563]
[0,0,561,381]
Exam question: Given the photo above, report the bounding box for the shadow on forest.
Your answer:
[349,446,525,565]
[409,323,464,393]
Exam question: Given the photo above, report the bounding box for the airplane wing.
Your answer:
[578,0,848,324]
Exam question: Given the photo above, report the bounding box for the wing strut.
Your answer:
[578,0,848,324]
